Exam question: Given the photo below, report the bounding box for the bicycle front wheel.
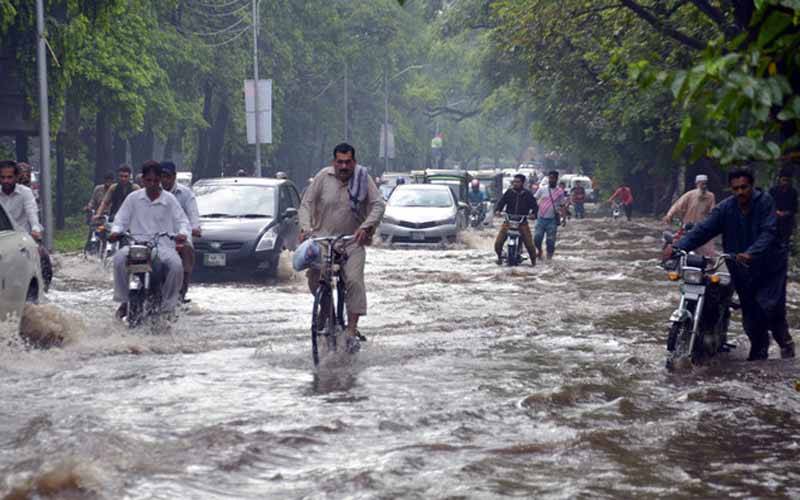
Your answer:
[311,284,335,366]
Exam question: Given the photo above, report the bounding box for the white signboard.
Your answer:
[244,79,272,144]
[379,124,395,159]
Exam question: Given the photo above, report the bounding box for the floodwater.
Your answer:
[2,214,799,499]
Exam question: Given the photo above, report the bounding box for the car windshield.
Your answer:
[194,184,276,218]
[390,188,452,208]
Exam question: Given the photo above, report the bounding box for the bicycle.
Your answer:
[310,235,355,366]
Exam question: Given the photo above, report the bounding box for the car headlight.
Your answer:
[382,216,399,225]
[442,216,457,225]
[256,228,278,251]
[681,267,704,285]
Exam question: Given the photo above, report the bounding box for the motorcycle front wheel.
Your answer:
[666,320,696,371]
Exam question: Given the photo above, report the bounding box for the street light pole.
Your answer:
[344,60,349,141]
[383,68,389,173]
[381,64,427,174]
[252,0,262,177]
[35,0,53,250]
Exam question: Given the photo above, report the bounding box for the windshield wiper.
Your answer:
[201,213,233,218]
[238,213,272,218]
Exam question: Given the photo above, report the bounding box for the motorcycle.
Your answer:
[469,202,486,229]
[84,215,110,261]
[123,233,175,328]
[501,213,527,267]
[661,231,736,370]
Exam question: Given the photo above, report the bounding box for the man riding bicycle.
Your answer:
[109,161,189,320]
[299,143,385,351]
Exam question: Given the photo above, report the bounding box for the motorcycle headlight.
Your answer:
[256,228,278,251]
[712,272,731,286]
[681,267,704,285]
[128,244,150,261]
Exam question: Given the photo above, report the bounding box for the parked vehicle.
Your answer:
[192,177,301,277]
[560,174,595,202]
[0,203,43,334]
[176,172,193,187]
[379,184,464,244]
[500,213,527,266]
[661,231,735,371]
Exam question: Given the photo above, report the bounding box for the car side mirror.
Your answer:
[283,207,298,219]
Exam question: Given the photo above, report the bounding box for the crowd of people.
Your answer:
[0,150,797,362]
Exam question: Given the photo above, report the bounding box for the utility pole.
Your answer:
[251,0,262,177]
[383,68,389,173]
[344,61,349,141]
[36,0,53,250]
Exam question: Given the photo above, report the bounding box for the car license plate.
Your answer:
[411,232,425,241]
[204,253,226,267]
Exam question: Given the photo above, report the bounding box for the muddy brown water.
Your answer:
[2,216,799,498]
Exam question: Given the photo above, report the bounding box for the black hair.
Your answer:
[548,170,559,177]
[333,142,356,159]
[118,164,132,174]
[514,174,526,183]
[104,171,115,180]
[140,160,162,177]
[728,167,754,185]
[0,160,19,175]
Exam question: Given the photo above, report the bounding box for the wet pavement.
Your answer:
[2,215,799,498]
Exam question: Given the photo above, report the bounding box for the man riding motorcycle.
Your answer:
[109,161,189,320]
[494,174,538,266]
[160,161,201,303]
[95,164,140,222]
[468,179,487,226]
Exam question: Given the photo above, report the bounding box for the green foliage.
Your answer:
[633,1,800,166]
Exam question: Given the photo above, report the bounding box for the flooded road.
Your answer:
[2,215,799,498]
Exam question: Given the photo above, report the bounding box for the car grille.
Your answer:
[195,241,244,252]
[396,220,445,229]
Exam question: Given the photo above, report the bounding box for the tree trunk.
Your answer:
[195,80,214,179]
[130,126,154,170]
[95,111,113,184]
[55,132,65,229]
[112,131,126,169]
[206,99,230,178]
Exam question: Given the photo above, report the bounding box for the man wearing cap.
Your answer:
[769,165,798,251]
[664,174,717,256]
[160,161,201,302]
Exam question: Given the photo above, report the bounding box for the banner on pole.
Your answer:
[244,79,272,144]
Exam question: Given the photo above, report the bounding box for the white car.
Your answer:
[0,203,43,332]
[379,184,464,244]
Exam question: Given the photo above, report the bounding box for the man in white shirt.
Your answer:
[160,161,201,302]
[109,161,190,318]
[0,160,43,238]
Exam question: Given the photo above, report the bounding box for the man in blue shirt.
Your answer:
[671,167,794,360]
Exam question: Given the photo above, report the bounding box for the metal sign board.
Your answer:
[244,79,272,144]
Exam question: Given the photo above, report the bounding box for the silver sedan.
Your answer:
[0,203,42,333]
[379,184,464,244]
